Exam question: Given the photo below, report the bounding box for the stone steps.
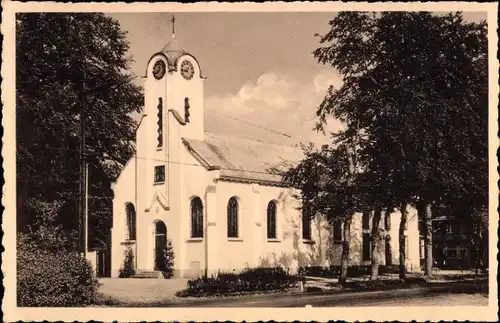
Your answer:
[133,270,164,279]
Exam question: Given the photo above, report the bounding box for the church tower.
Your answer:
[136,14,205,216]
[143,14,204,148]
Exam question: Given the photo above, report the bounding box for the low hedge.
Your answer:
[178,267,298,297]
[17,234,100,307]
[298,265,401,278]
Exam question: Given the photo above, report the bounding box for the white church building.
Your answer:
[109,33,422,278]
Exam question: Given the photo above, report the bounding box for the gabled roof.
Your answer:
[182,132,304,185]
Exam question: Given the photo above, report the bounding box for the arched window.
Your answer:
[267,201,277,239]
[227,197,239,238]
[302,206,312,240]
[191,197,203,238]
[126,203,136,240]
[362,211,371,261]
[333,220,342,243]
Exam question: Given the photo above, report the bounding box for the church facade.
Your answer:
[109,36,422,278]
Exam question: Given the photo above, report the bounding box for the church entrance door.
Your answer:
[154,220,167,271]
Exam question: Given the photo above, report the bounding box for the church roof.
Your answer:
[161,38,188,63]
[182,132,305,185]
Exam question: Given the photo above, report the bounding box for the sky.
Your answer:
[107,12,487,146]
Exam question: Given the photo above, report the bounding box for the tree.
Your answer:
[283,143,363,284]
[162,238,176,279]
[119,246,136,278]
[16,13,143,247]
[312,12,487,278]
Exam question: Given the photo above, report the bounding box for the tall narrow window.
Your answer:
[154,165,165,183]
[157,97,163,147]
[362,211,370,230]
[362,233,371,261]
[385,239,392,265]
[362,211,371,260]
[126,203,136,240]
[227,197,239,238]
[267,201,277,239]
[191,197,203,238]
[184,97,190,123]
[333,220,342,243]
[302,207,312,240]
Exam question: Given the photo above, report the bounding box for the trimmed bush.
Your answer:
[17,233,100,307]
[119,245,136,278]
[178,266,298,297]
[298,265,400,278]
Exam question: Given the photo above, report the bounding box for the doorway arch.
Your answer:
[154,220,167,271]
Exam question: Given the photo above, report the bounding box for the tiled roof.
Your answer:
[183,132,304,185]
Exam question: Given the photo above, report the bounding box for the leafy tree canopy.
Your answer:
[309,12,487,213]
[16,13,143,245]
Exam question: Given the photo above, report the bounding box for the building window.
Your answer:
[184,97,190,123]
[362,211,371,261]
[126,203,136,241]
[362,211,370,230]
[333,221,342,243]
[154,165,165,183]
[362,233,371,261]
[385,239,392,266]
[191,197,203,238]
[302,207,312,240]
[227,197,239,238]
[157,97,163,147]
[267,201,277,239]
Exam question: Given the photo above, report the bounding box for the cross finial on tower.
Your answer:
[171,14,176,39]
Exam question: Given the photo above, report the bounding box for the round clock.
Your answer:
[152,60,166,80]
[180,60,194,80]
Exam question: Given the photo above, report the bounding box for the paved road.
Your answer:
[162,282,487,307]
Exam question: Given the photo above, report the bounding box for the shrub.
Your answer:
[179,266,298,297]
[162,238,175,278]
[119,246,136,278]
[17,232,100,307]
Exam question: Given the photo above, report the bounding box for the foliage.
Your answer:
[162,238,175,278]
[464,210,489,273]
[299,265,400,278]
[16,12,143,245]
[313,11,487,211]
[119,246,136,278]
[283,143,361,224]
[177,267,298,297]
[21,199,79,252]
[289,12,488,279]
[17,215,99,307]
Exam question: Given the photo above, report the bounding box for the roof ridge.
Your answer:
[203,131,301,149]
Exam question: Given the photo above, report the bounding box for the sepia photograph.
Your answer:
[2,1,498,322]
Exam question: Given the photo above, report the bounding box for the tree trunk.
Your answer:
[399,203,408,279]
[423,202,433,277]
[370,208,383,280]
[339,214,352,285]
[340,144,356,285]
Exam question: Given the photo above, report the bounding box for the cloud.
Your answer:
[205,69,344,146]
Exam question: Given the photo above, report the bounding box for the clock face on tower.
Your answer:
[180,60,194,80]
[152,60,166,80]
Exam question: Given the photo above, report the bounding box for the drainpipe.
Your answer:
[134,139,138,271]
[204,192,209,279]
